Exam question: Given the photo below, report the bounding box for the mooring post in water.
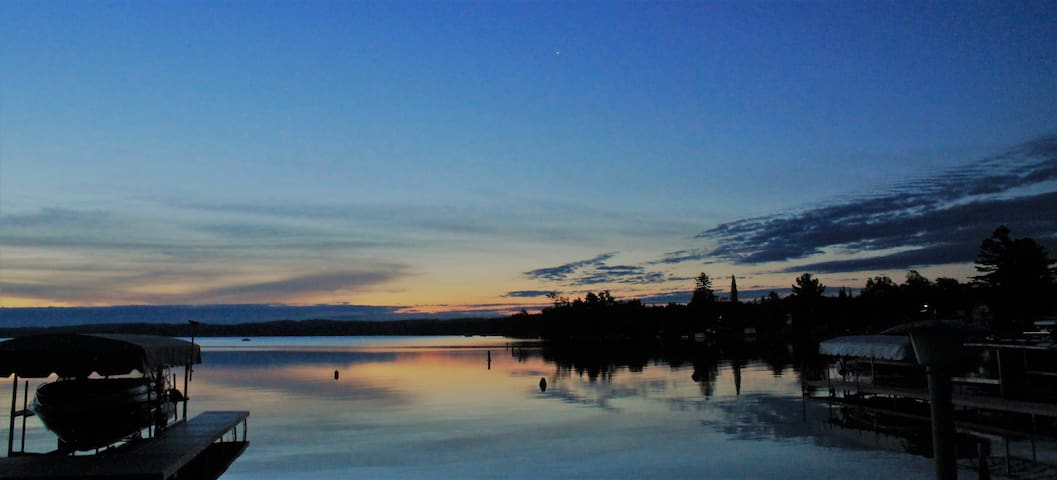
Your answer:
[910,325,963,480]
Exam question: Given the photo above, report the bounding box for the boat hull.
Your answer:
[31,378,171,451]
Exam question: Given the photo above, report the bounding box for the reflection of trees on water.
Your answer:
[538,343,653,382]
[514,339,811,389]
[507,340,825,414]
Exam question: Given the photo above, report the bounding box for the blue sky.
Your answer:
[1,1,1055,314]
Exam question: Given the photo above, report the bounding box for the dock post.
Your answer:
[977,440,990,480]
[20,380,27,452]
[183,364,190,421]
[910,326,963,480]
[924,364,955,480]
[185,320,198,422]
[1031,414,1037,461]
[7,374,17,457]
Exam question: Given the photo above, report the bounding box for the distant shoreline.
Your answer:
[0,317,532,339]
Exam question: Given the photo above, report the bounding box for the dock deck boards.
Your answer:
[0,411,249,480]
[806,379,1057,417]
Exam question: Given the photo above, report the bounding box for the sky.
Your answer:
[1,1,1055,317]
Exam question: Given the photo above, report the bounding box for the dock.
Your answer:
[0,411,249,480]
[806,379,1057,418]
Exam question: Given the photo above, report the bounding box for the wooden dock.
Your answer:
[806,379,1057,418]
[0,411,249,480]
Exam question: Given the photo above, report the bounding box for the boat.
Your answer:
[2,333,251,480]
[0,333,200,452]
[31,377,175,451]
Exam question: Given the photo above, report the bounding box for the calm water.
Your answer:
[4,336,949,479]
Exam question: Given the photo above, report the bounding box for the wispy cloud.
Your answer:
[653,248,712,265]
[524,253,618,282]
[523,253,683,286]
[198,268,407,303]
[502,290,555,298]
[688,135,1057,272]
[0,266,408,306]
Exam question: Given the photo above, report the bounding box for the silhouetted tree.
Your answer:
[689,273,716,306]
[903,270,931,289]
[687,273,719,333]
[791,273,825,298]
[933,277,970,319]
[584,291,601,305]
[973,225,1057,327]
[901,270,934,318]
[858,275,902,330]
[862,275,898,298]
[546,291,570,308]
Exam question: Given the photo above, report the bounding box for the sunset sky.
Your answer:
[2,2,1055,316]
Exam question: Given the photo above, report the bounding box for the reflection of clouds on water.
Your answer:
[195,351,410,405]
[538,384,621,410]
[688,393,913,455]
[696,394,812,442]
[203,350,398,367]
[508,368,553,378]
[535,368,685,411]
[194,367,408,408]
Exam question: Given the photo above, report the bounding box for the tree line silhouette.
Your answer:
[527,225,1057,342]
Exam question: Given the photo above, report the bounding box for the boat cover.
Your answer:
[818,334,916,362]
[0,334,201,378]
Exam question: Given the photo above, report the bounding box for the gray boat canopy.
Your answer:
[0,334,201,379]
[818,334,916,362]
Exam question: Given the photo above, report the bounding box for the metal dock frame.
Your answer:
[0,411,250,480]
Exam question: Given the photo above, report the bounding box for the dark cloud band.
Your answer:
[691,135,1057,272]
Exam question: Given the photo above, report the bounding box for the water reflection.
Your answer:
[4,336,944,479]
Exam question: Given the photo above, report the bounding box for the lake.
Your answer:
[4,336,949,478]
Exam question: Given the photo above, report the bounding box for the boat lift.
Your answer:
[1,333,249,480]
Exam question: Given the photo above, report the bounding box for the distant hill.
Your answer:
[0,304,495,328]
[0,316,537,338]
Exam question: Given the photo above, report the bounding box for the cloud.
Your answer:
[177,199,669,243]
[523,253,617,282]
[503,290,555,298]
[689,135,1057,272]
[653,249,712,265]
[0,304,411,327]
[197,268,407,303]
[0,207,112,229]
[0,263,409,306]
[523,253,684,286]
